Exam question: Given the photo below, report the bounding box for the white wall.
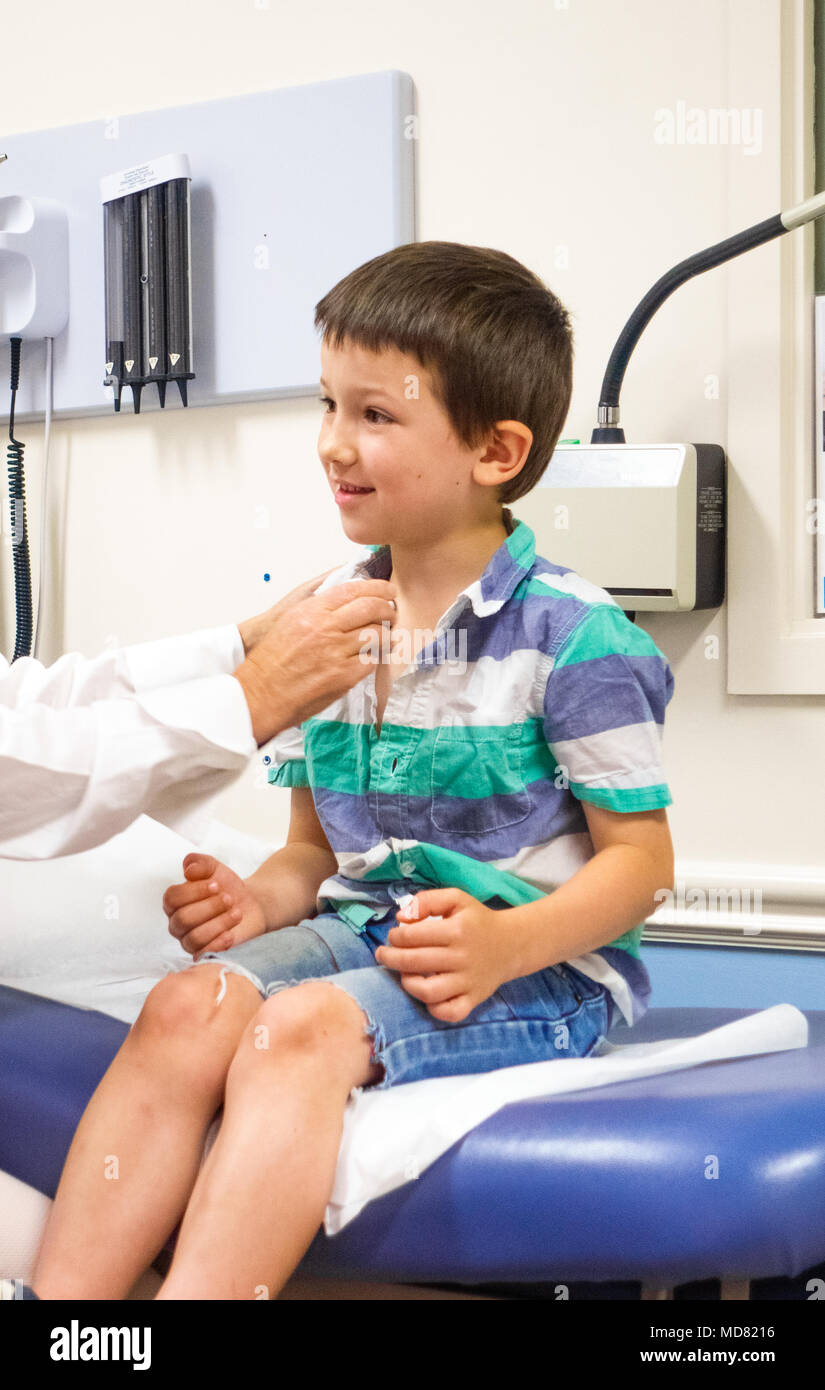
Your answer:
[2,0,823,886]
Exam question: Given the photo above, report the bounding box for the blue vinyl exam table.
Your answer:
[1,983,824,1299]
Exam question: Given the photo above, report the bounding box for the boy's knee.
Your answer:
[231,980,370,1066]
[133,964,261,1043]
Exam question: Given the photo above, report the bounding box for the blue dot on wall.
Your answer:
[263,573,270,582]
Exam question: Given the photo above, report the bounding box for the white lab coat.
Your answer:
[0,625,257,860]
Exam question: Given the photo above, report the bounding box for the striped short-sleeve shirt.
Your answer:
[267,507,675,1027]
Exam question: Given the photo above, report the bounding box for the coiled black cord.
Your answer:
[7,337,33,661]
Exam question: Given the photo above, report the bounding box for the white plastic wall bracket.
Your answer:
[0,195,69,339]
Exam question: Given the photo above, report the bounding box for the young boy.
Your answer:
[29,240,675,1301]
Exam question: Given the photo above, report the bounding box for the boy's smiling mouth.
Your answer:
[333,479,375,504]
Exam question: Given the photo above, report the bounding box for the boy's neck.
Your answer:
[386,510,510,620]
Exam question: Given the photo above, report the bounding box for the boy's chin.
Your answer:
[338,514,384,545]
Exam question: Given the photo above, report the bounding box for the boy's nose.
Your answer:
[320,411,357,457]
[322,440,358,470]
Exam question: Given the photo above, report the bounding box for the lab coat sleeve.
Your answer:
[0,624,246,709]
[0,625,258,860]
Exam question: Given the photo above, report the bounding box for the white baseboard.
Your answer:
[642,862,825,950]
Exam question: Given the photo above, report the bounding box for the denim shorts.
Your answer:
[190,909,614,1092]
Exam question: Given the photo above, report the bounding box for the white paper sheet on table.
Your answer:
[323,1003,809,1235]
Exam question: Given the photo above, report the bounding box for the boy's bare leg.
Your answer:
[31,966,262,1301]
[155,980,382,1300]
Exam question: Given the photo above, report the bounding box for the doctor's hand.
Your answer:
[163,852,267,959]
[374,887,510,1023]
[233,566,397,747]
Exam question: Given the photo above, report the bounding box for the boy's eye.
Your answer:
[317,396,392,425]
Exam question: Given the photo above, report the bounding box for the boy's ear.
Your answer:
[476,419,533,487]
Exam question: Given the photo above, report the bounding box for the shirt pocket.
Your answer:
[430,723,532,835]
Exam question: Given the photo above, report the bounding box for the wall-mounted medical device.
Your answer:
[101,154,194,413]
[0,193,69,339]
[517,443,723,612]
[519,191,825,614]
[0,185,70,660]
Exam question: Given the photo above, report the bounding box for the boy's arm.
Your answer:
[503,805,675,981]
[245,786,338,932]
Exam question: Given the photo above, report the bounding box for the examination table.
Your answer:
[2,983,823,1300]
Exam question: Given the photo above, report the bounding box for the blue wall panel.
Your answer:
[641,944,825,1011]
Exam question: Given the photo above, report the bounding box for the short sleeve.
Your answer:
[543,604,675,812]
[266,720,311,789]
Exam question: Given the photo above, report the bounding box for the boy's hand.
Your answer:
[163,853,267,959]
[374,888,511,1023]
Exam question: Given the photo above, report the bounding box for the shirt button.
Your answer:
[400,860,416,875]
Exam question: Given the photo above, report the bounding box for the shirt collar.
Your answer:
[351,507,536,621]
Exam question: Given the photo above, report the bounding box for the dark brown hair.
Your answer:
[314,241,574,506]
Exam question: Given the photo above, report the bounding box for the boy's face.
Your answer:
[318,338,500,547]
